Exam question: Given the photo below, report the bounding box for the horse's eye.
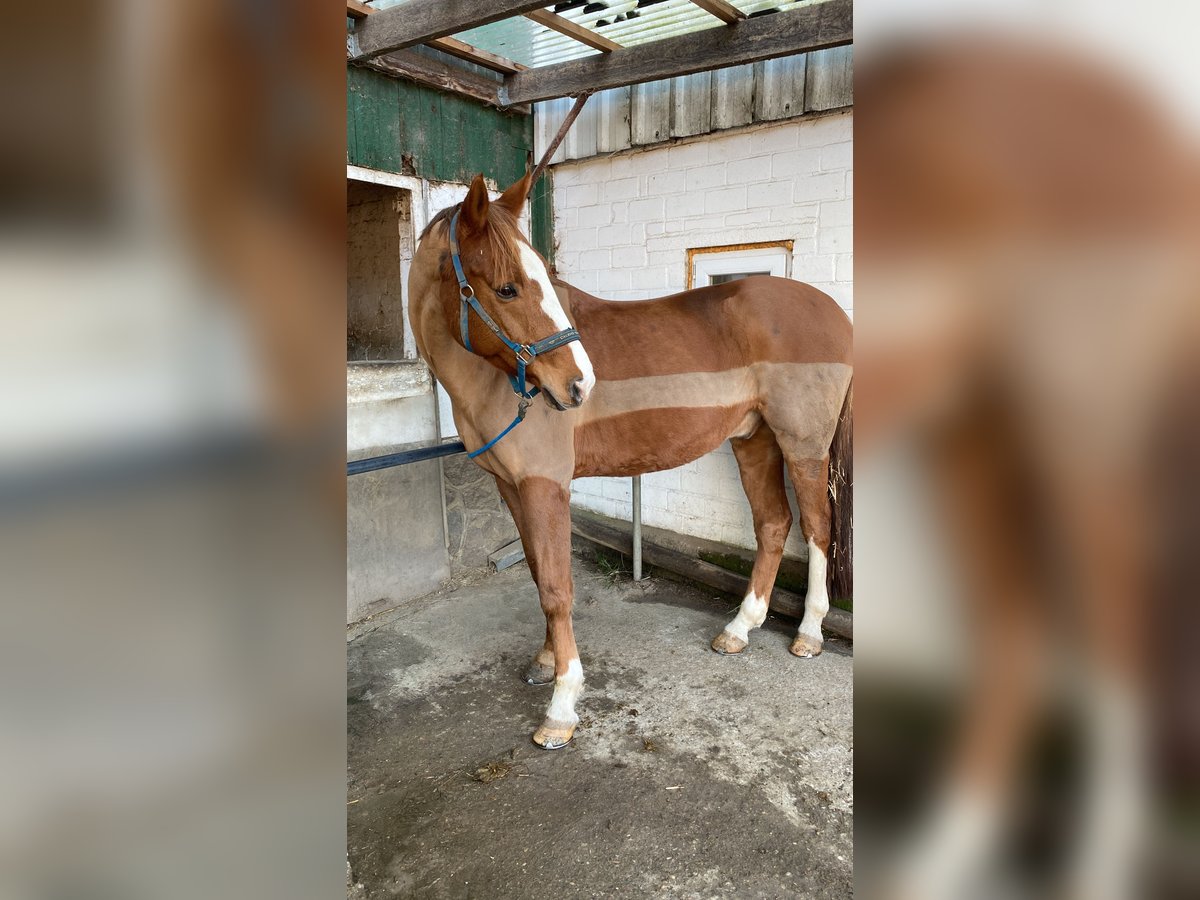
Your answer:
[496,283,518,300]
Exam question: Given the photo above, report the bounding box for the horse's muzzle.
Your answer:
[545,377,588,411]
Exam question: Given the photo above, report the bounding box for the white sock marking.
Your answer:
[724,591,768,642]
[545,658,583,725]
[518,241,595,401]
[799,538,829,642]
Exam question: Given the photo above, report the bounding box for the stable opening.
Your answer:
[347,180,413,361]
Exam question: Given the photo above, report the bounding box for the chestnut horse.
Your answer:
[408,172,852,749]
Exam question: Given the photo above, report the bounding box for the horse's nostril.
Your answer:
[569,378,584,406]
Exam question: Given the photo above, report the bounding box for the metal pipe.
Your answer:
[632,475,643,581]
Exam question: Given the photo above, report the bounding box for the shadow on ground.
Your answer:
[347,544,852,899]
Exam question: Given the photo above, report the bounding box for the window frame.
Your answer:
[686,241,794,290]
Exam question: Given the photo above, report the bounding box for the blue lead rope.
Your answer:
[447,208,582,459]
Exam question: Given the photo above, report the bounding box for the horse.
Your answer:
[408,171,853,749]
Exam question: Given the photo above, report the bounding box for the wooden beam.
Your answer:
[350,49,530,115]
[428,36,529,75]
[348,0,549,61]
[346,2,527,74]
[501,0,852,106]
[524,9,622,53]
[687,0,746,25]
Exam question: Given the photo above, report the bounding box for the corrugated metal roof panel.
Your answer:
[364,2,822,70]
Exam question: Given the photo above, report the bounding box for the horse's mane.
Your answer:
[420,201,525,285]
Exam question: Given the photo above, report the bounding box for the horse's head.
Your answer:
[422,172,594,410]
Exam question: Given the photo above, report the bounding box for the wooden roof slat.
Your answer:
[346,2,527,74]
[687,0,747,25]
[351,47,531,115]
[349,0,550,61]
[427,36,529,75]
[501,0,852,106]
[524,9,622,53]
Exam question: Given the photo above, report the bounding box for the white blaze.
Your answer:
[518,241,595,401]
[545,657,584,724]
[724,591,768,642]
[799,537,830,642]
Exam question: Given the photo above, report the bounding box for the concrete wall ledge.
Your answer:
[347,360,431,406]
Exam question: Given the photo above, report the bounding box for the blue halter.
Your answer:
[448,208,582,459]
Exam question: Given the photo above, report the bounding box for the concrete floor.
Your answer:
[347,541,852,899]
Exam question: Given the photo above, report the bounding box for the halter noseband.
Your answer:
[448,208,582,459]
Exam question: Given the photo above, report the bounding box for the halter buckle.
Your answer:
[515,345,535,365]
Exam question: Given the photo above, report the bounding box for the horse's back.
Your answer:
[566,276,850,380]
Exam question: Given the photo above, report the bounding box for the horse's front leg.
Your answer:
[516,476,582,749]
[494,476,556,685]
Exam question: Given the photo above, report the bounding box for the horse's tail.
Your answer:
[827,379,853,604]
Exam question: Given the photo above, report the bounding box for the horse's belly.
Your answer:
[574,404,755,478]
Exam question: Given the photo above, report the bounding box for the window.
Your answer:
[687,242,792,290]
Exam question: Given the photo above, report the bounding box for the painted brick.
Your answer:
[604,176,641,202]
[647,170,686,194]
[821,141,853,171]
[771,148,823,178]
[667,192,706,218]
[685,163,727,191]
[580,248,611,269]
[726,156,773,185]
[577,204,610,227]
[667,141,708,169]
[597,223,630,247]
[611,245,648,269]
[707,133,753,162]
[819,198,853,229]
[791,254,836,283]
[705,186,748,215]
[629,266,669,290]
[629,197,666,222]
[596,268,631,292]
[565,183,599,206]
[750,126,799,155]
[817,225,852,254]
[793,173,845,204]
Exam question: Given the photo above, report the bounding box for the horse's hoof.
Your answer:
[711,631,748,655]
[532,719,576,750]
[790,634,824,658]
[522,660,556,685]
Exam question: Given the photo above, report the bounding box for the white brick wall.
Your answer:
[553,112,853,558]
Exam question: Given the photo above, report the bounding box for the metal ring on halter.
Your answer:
[459,284,474,300]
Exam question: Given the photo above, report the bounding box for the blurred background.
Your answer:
[0,2,346,898]
[854,1,1199,898]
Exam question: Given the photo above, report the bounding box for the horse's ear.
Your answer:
[496,170,533,215]
[460,174,490,233]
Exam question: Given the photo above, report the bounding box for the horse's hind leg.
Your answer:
[494,476,556,685]
[784,453,833,658]
[712,425,793,654]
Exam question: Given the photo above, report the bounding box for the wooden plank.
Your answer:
[754,54,807,121]
[349,0,550,61]
[352,49,530,114]
[571,515,853,640]
[710,63,755,131]
[347,1,527,74]
[428,37,529,75]
[524,9,622,53]
[501,0,852,105]
[687,0,747,25]
[670,71,713,138]
[805,45,853,111]
[631,78,671,146]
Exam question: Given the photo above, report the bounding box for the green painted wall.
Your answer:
[347,66,554,263]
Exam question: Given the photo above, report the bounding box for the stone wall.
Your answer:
[442,455,519,572]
